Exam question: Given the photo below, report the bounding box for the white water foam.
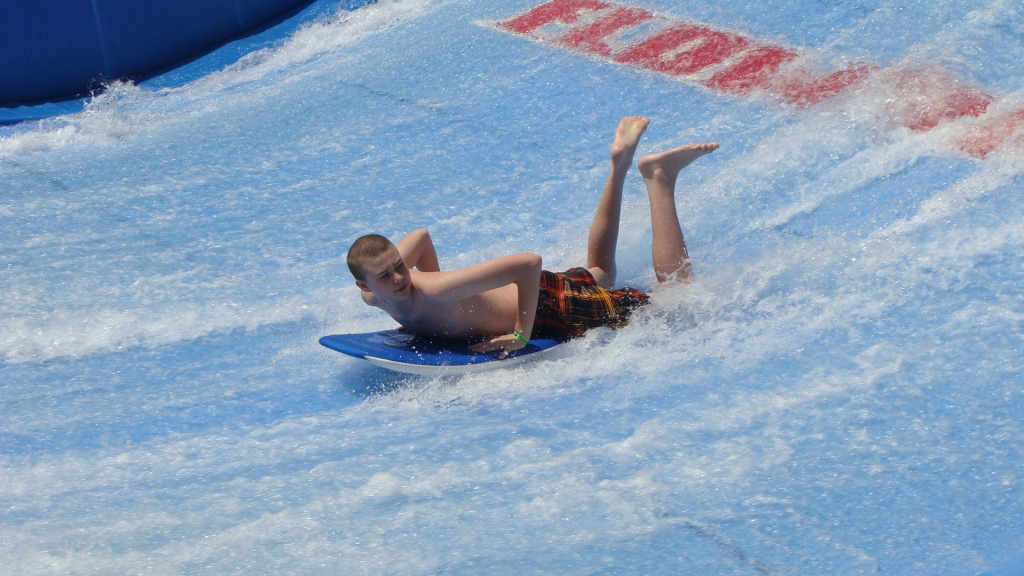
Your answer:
[3,0,1023,573]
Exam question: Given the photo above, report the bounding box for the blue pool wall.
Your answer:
[0,0,390,106]
[0,0,376,125]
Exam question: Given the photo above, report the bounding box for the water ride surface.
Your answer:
[2,0,1024,573]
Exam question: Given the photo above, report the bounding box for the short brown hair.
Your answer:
[347,234,395,281]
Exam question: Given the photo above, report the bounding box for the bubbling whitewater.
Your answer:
[2,0,1024,573]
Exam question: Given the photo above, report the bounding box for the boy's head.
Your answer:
[347,234,394,281]
[348,234,411,301]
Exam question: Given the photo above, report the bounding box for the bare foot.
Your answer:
[610,116,650,170]
[638,142,719,184]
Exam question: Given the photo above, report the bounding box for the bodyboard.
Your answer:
[319,330,562,375]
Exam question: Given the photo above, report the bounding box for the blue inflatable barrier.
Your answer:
[1,0,318,106]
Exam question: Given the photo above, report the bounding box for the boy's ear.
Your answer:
[355,279,370,292]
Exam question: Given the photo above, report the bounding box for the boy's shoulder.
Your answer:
[359,289,379,306]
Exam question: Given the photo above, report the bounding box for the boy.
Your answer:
[347,116,718,357]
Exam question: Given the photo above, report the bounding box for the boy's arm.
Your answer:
[396,228,440,272]
[425,253,542,354]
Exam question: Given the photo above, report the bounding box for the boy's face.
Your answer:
[355,245,412,302]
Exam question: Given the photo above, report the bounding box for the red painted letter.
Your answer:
[955,107,1024,159]
[775,65,871,107]
[704,46,797,95]
[616,23,749,76]
[559,6,653,57]
[497,0,610,35]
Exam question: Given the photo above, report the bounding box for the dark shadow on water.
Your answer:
[328,359,420,398]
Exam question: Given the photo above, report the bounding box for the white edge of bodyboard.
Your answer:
[363,346,558,375]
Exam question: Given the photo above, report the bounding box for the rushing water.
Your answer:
[2,0,1024,573]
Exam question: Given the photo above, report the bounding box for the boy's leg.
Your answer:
[637,142,719,283]
[587,116,650,288]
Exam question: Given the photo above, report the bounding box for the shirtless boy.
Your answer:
[347,116,718,357]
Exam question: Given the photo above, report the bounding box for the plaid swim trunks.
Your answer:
[532,267,650,342]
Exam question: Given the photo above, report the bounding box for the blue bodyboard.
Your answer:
[319,330,562,374]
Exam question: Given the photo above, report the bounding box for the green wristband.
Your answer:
[512,330,529,346]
